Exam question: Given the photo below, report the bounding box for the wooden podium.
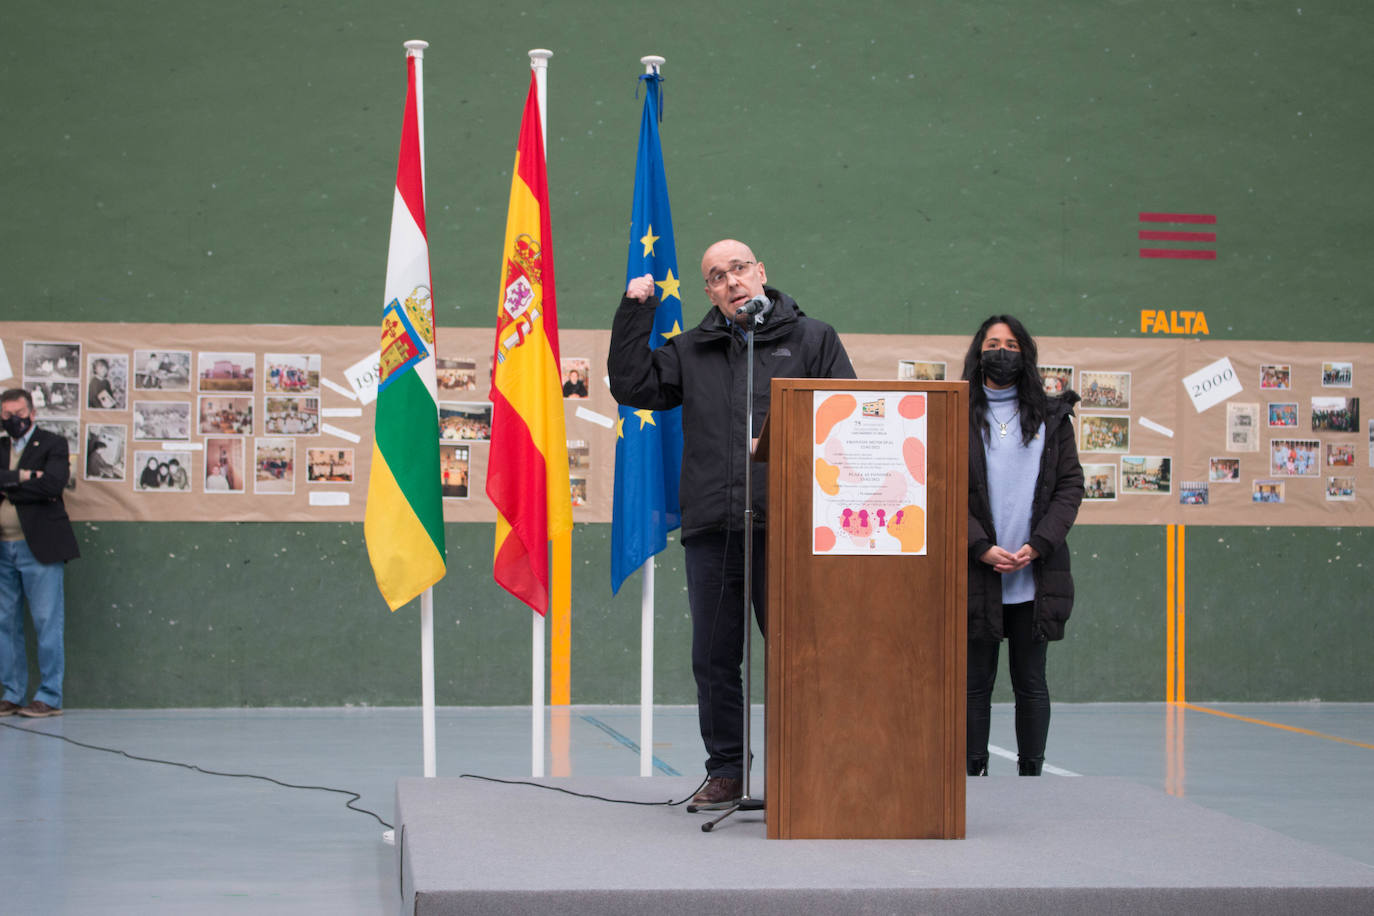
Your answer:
[762,380,968,839]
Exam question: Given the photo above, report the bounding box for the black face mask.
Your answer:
[2,413,32,440]
[980,348,1022,386]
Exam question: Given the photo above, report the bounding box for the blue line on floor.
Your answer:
[577,715,682,776]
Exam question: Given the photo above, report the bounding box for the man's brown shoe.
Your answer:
[691,776,742,807]
[17,701,62,718]
[0,700,19,717]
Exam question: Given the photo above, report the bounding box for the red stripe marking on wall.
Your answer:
[1139,212,1216,224]
[1140,249,1217,260]
[1138,230,1218,242]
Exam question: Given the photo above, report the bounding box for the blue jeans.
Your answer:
[0,540,65,707]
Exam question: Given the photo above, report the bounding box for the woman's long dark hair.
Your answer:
[961,314,1047,446]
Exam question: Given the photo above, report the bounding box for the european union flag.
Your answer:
[611,71,684,594]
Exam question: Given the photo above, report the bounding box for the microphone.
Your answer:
[735,295,768,317]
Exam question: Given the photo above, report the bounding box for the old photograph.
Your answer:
[199,396,254,435]
[439,402,492,441]
[254,437,295,494]
[1040,365,1073,396]
[204,437,246,493]
[1179,481,1209,505]
[84,423,127,481]
[307,448,354,483]
[1078,371,1131,410]
[1311,396,1359,433]
[1321,361,1353,387]
[567,439,591,471]
[1208,457,1241,482]
[561,357,592,399]
[264,397,320,435]
[1259,364,1291,390]
[86,353,129,410]
[198,352,255,392]
[1082,463,1117,501]
[1079,414,1130,453]
[1269,438,1320,477]
[134,350,192,391]
[134,450,192,492]
[436,357,480,392]
[264,354,321,394]
[897,360,947,382]
[1326,443,1356,468]
[1326,476,1356,502]
[132,401,192,441]
[1121,455,1172,495]
[1267,402,1298,428]
[23,341,81,380]
[440,444,469,499]
[28,381,80,417]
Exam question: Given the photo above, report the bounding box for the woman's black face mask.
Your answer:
[980,348,1022,387]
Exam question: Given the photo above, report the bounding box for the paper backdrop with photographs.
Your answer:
[3,322,1372,526]
[0,322,614,524]
[848,333,1374,525]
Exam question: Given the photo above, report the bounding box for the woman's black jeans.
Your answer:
[967,601,1050,774]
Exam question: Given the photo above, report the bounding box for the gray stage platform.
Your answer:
[395,774,1374,915]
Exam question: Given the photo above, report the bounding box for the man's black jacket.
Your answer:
[0,428,80,564]
[609,286,855,539]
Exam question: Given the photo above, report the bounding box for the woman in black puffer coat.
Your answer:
[963,315,1084,777]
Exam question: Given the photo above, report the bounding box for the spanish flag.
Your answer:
[364,50,446,611]
[487,73,572,617]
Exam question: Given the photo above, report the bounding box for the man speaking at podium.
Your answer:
[610,239,854,807]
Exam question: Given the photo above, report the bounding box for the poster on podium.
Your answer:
[811,389,928,556]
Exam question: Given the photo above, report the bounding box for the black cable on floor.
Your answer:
[460,772,707,807]
[0,719,393,829]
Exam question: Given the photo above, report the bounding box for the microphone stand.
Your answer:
[698,302,767,833]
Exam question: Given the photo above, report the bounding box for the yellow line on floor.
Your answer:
[1178,702,1374,751]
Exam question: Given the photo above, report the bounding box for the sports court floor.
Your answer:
[2,702,1370,914]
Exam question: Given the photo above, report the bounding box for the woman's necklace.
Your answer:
[989,404,1020,439]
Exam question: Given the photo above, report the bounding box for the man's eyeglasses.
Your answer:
[705,260,756,289]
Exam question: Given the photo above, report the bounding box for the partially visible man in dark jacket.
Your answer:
[1,388,80,718]
[609,239,855,807]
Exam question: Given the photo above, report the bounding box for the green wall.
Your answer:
[4,1,1371,705]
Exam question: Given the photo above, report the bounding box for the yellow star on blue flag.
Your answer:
[655,269,681,302]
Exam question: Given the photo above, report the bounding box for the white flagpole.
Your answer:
[528,47,553,780]
[639,558,655,777]
[637,53,665,781]
[405,38,438,781]
[532,614,544,779]
[530,49,552,157]
[420,588,437,778]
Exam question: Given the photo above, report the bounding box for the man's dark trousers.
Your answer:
[682,527,767,781]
